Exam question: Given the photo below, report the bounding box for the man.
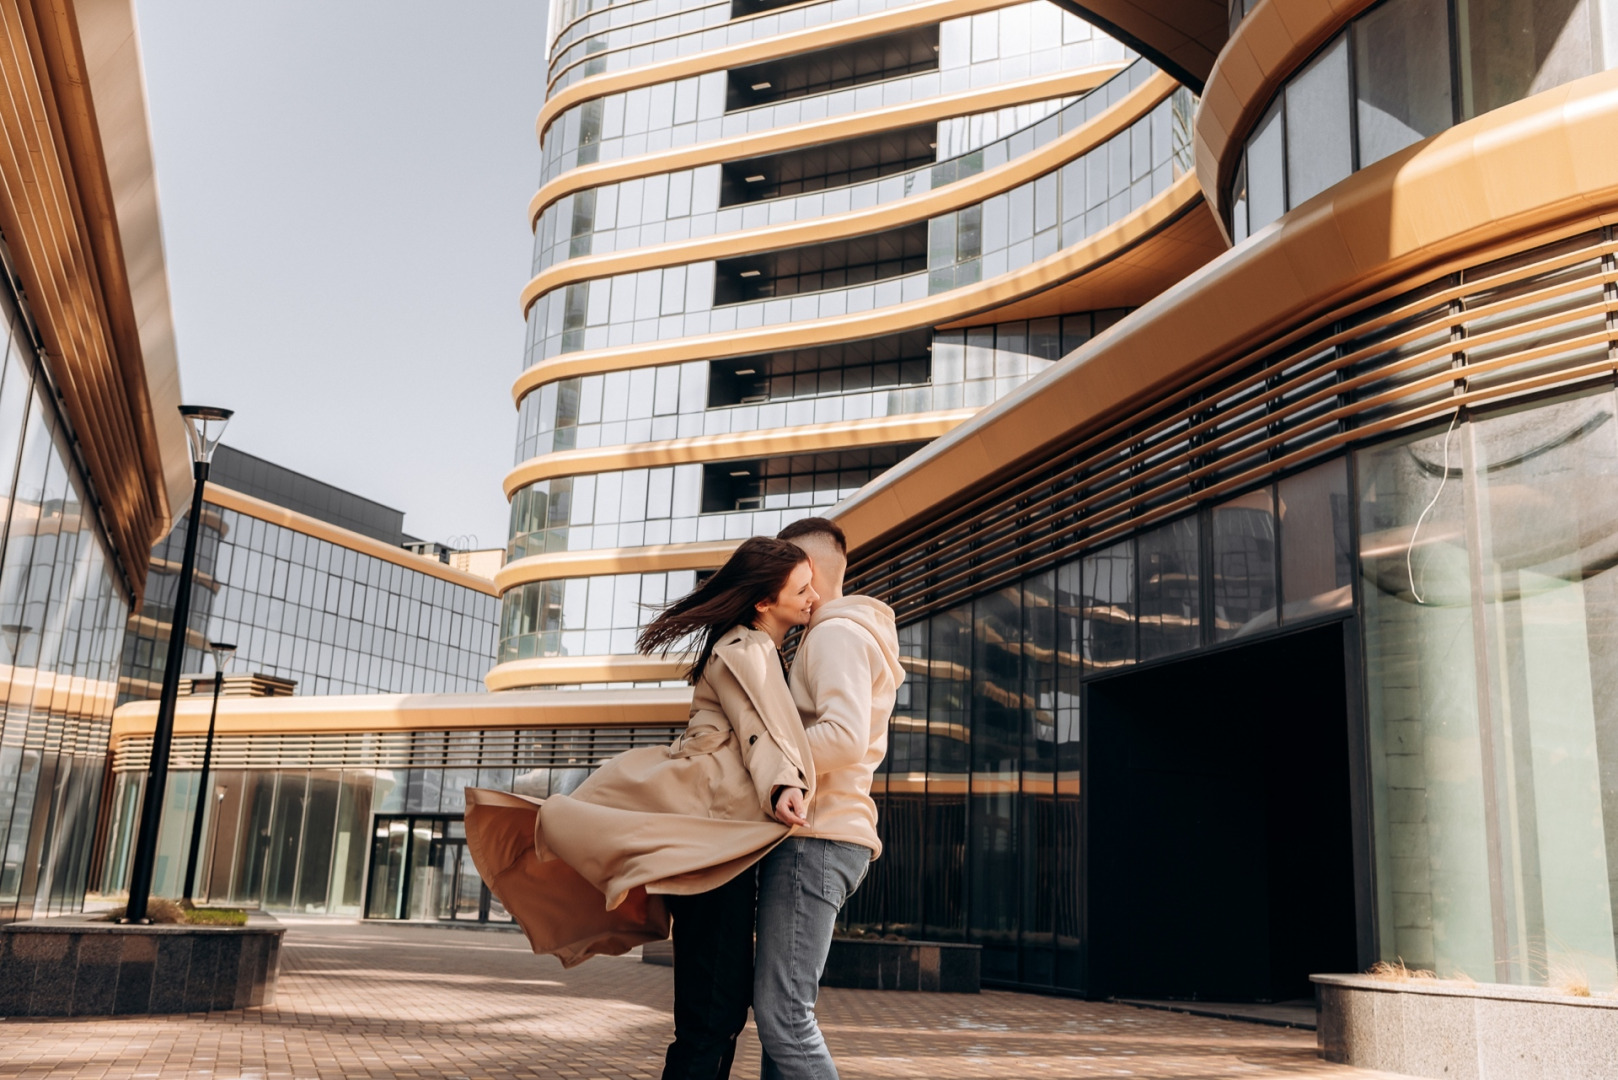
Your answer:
[756,517,904,1079]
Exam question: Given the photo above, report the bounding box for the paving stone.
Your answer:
[0,920,1403,1079]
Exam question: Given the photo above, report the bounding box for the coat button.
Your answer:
[749,735,758,745]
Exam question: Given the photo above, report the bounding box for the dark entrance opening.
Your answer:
[1086,622,1358,1002]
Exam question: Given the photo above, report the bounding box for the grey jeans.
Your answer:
[753,837,871,1080]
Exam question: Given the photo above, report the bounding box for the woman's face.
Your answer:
[756,560,818,631]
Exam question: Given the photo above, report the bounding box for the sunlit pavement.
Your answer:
[0,919,1405,1079]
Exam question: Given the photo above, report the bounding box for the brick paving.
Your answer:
[0,920,1404,1080]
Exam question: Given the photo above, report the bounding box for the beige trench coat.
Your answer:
[464,625,815,967]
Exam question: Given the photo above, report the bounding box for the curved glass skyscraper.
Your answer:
[490,0,1222,690]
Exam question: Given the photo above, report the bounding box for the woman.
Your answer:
[463,537,817,1078]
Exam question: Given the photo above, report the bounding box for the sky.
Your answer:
[132,1,551,548]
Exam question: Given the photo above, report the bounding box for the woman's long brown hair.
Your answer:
[638,536,808,683]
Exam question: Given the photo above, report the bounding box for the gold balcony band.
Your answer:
[537,0,1031,140]
[529,65,1125,225]
[501,409,976,497]
[203,484,500,596]
[514,170,1208,405]
[521,69,1177,306]
[109,687,695,746]
[483,654,695,692]
[1193,0,1375,219]
[543,0,1030,94]
[833,66,1618,553]
[493,539,744,593]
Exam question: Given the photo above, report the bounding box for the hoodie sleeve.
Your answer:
[799,622,880,772]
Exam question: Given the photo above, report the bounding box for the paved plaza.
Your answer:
[0,921,1403,1080]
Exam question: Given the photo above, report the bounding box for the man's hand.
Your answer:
[773,786,808,827]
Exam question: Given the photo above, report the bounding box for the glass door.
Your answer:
[366,815,501,923]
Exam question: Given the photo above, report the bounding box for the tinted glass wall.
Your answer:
[120,502,500,704]
[846,458,1355,987]
[0,283,130,922]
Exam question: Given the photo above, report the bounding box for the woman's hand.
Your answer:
[773,786,808,827]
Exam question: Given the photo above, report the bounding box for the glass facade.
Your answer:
[119,499,499,703]
[101,724,683,917]
[523,78,1180,366]
[845,225,1618,994]
[1229,0,1618,240]
[0,271,131,922]
[845,458,1352,985]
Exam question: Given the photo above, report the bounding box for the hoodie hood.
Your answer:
[808,595,904,688]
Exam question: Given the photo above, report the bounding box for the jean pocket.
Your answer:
[821,841,872,908]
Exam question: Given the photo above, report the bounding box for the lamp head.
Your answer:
[209,641,237,673]
[179,405,233,466]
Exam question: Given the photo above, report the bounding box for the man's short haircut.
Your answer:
[777,517,846,554]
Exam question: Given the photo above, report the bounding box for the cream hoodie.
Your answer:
[789,595,905,856]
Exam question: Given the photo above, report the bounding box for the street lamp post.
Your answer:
[181,640,236,905]
[123,405,232,923]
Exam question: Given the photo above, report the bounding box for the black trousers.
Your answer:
[661,868,757,1080]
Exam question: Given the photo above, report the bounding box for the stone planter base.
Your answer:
[0,913,284,1017]
[821,939,980,992]
[1314,973,1618,1080]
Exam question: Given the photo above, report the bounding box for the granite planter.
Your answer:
[821,939,980,992]
[1314,973,1618,1080]
[0,913,283,1017]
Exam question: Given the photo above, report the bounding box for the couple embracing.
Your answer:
[465,517,903,1079]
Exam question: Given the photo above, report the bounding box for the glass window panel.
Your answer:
[1081,539,1136,671]
[1212,488,1279,641]
[293,771,342,913]
[1245,99,1285,231]
[1469,390,1618,989]
[1284,33,1353,208]
[970,585,1020,971]
[1357,422,1488,979]
[1457,0,1603,120]
[1279,458,1354,620]
[263,773,306,910]
[1354,0,1454,167]
[331,771,373,915]
[925,604,971,940]
[1138,516,1200,660]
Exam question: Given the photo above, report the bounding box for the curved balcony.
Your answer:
[548,0,933,97]
[503,409,970,495]
[521,82,1197,378]
[494,539,743,593]
[484,653,691,692]
[535,61,1122,212]
[527,61,1172,295]
[518,168,1210,403]
[538,0,1023,141]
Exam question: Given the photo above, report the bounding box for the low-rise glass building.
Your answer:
[100,450,502,904]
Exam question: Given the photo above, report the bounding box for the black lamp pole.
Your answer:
[181,641,235,904]
[124,405,231,923]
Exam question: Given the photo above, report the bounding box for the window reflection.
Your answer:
[1212,488,1278,640]
[1231,0,1618,237]
[1138,517,1200,660]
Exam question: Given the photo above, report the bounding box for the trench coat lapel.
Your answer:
[714,632,816,799]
